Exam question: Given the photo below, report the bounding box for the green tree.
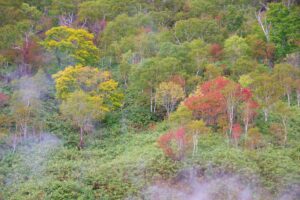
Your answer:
[273,101,293,145]
[267,3,300,59]
[251,73,283,122]
[132,57,183,113]
[273,63,295,106]
[173,18,220,43]
[60,91,107,149]
[224,35,250,63]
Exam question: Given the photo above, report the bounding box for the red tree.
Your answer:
[169,75,186,88]
[209,43,223,62]
[15,38,44,75]
[184,76,257,141]
[184,77,229,124]
[157,127,187,160]
[232,123,242,146]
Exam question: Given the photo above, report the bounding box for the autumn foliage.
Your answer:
[157,127,187,160]
[209,43,223,62]
[184,76,258,143]
[0,93,9,106]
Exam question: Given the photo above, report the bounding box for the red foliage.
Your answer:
[252,39,275,64]
[185,91,226,124]
[209,43,223,62]
[200,76,229,94]
[0,93,9,106]
[232,123,242,140]
[157,127,186,160]
[185,77,230,124]
[240,88,252,101]
[169,75,186,88]
[15,38,44,75]
[184,76,258,133]
[242,99,259,127]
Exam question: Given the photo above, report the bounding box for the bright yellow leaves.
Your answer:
[53,65,123,148]
[43,26,99,66]
[53,65,123,111]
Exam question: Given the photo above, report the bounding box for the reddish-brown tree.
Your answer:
[209,43,223,62]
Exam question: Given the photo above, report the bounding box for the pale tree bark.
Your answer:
[287,92,291,107]
[263,108,269,122]
[244,118,249,137]
[150,89,153,113]
[192,134,199,158]
[59,13,75,27]
[255,8,271,42]
[282,118,288,145]
[297,90,300,107]
[79,126,84,149]
[227,104,234,136]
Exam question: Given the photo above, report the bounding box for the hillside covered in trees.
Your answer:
[0,0,300,199]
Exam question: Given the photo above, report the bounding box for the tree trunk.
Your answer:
[154,93,157,113]
[228,105,234,136]
[150,90,153,112]
[287,92,291,107]
[55,51,61,67]
[12,133,17,153]
[282,119,288,145]
[192,135,198,158]
[297,91,300,107]
[263,109,268,122]
[23,123,28,138]
[79,127,84,149]
[268,56,274,68]
[244,120,249,137]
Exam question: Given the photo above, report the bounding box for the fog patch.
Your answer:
[4,133,62,185]
[138,167,299,200]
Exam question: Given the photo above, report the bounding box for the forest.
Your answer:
[0,0,299,199]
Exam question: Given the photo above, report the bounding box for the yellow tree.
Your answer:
[186,120,210,157]
[43,26,99,67]
[52,65,123,108]
[53,65,123,148]
[155,81,185,117]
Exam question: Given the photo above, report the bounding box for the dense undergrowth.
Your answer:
[1,111,299,199]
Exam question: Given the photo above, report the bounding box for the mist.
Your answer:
[139,167,299,200]
[4,133,62,186]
